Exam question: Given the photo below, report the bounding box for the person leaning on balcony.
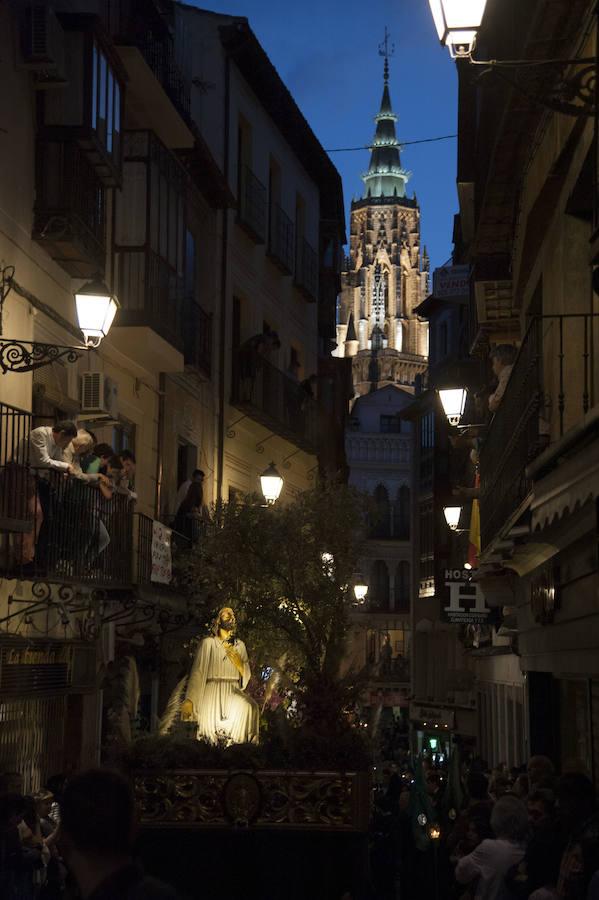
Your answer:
[488,345,517,413]
[238,329,281,401]
[14,421,78,569]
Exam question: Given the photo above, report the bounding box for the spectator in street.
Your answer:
[57,768,179,899]
[556,773,599,900]
[447,772,493,856]
[455,794,528,900]
[509,788,562,900]
[527,755,556,791]
[175,468,204,511]
[0,792,27,899]
[488,345,517,413]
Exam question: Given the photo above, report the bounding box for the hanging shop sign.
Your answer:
[151,521,172,584]
[442,568,489,625]
[409,703,456,729]
[432,265,470,299]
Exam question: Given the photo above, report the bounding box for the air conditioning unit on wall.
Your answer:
[80,373,119,419]
[20,5,67,89]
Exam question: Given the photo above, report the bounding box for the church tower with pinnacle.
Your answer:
[335,31,429,395]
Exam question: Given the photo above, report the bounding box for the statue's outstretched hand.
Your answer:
[180,699,194,721]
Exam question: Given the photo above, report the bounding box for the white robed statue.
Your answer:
[180,607,259,744]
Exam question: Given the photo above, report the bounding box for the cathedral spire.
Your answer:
[362,29,410,200]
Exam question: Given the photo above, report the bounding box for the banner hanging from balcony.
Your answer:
[151,521,172,584]
[442,568,489,625]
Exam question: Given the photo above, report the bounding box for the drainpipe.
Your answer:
[155,371,166,519]
[216,53,231,505]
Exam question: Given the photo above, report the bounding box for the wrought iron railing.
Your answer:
[268,203,295,273]
[0,404,32,532]
[237,165,267,242]
[295,238,319,301]
[0,469,133,586]
[33,141,106,278]
[479,313,599,549]
[231,350,319,453]
[184,299,212,377]
[115,246,185,351]
[109,0,190,119]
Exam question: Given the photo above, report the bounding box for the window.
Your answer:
[112,420,135,454]
[393,485,410,540]
[380,415,401,433]
[395,561,410,612]
[185,230,196,299]
[370,560,390,611]
[91,41,121,162]
[371,484,391,539]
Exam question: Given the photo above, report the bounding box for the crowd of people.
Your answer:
[372,753,599,900]
[9,420,137,574]
[0,769,177,900]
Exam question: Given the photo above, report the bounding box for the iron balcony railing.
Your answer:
[231,350,319,453]
[237,165,267,242]
[0,404,32,532]
[115,246,185,352]
[109,0,191,119]
[295,238,319,301]
[184,298,212,377]
[33,141,106,278]
[0,469,133,586]
[479,313,599,549]
[268,203,295,273]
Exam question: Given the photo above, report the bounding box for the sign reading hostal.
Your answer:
[433,265,470,299]
[442,568,489,625]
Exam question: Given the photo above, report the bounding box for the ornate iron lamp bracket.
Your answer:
[0,339,84,374]
[477,57,596,117]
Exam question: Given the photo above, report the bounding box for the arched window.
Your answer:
[370,560,390,611]
[371,484,391,538]
[395,561,410,612]
[393,485,410,540]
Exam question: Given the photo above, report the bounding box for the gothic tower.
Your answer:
[335,41,429,396]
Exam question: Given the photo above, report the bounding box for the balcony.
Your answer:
[0,404,32,533]
[111,0,191,125]
[0,470,133,587]
[295,238,319,301]
[115,247,184,353]
[231,351,318,453]
[237,166,267,243]
[184,299,212,378]
[33,141,106,278]
[268,203,294,274]
[479,313,599,550]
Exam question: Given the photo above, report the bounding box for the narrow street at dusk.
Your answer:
[1,1,598,898]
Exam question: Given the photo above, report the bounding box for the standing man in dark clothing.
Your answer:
[57,769,179,900]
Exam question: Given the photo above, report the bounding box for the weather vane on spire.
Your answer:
[378,26,395,83]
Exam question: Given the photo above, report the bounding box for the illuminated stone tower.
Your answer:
[336,31,429,395]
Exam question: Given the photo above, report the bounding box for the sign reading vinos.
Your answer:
[442,568,489,625]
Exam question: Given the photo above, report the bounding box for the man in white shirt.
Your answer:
[488,345,517,413]
[26,421,77,569]
[28,421,78,475]
[175,468,204,510]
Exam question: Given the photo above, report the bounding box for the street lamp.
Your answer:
[438,388,467,426]
[428,0,487,59]
[260,462,283,505]
[0,265,119,374]
[352,572,369,603]
[428,0,597,117]
[74,276,120,348]
[443,506,463,531]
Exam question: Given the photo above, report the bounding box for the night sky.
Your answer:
[188,0,458,272]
